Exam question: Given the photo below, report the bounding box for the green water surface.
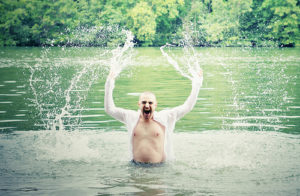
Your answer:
[0,47,299,133]
[1,47,300,196]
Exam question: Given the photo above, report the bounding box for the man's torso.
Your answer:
[132,117,165,163]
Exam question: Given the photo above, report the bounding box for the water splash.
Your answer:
[27,28,134,131]
[27,49,108,131]
[50,58,107,131]
[109,30,135,77]
[1,130,299,195]
[215,48,296,131]
[63,25,127,47]
[160,33,201,80]
[160,32,296,132]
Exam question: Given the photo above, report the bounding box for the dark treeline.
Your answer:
[0,0,299,47]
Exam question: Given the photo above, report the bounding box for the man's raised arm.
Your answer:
[104,71,127,123]
[170,70,204,121]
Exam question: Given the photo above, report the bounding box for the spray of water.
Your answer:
[215,48,294,131]
[27,28,134,131]
[109,30,135,77]
[160,33,202,80]
[27,49,109,131]
[63,25,127,47]
[52,61,97,131]
[160,31,295,132]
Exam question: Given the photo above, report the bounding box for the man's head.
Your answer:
[138,91,157,120]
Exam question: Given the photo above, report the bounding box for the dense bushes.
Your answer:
[0,0,299,47]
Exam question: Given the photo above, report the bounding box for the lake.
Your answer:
[0,47,300,195]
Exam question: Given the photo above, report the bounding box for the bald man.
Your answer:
[104,70,203,165]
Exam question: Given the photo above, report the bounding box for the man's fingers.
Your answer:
[108,70,116,79]
[198,69,203,77]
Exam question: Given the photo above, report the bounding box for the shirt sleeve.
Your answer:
[104,77,128,123]
[169,76,203,121]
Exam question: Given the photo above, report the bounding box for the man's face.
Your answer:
[138,92,157,120]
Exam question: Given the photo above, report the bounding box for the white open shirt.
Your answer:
[104,76,203,161]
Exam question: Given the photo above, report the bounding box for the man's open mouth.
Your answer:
[143,109,151,115]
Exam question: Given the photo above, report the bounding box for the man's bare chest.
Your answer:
[133,120,165,138]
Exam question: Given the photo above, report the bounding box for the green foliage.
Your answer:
[239,0,300,47]
[182,0,253,46]
[261,0,300,46]
[126,0,184,46]
[127,2,156,46]
[0,0,299,46]
[151,0,185,46]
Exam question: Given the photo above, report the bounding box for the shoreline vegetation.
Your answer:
[0,0,299,47]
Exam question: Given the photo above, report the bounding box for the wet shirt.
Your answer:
[104,76,203,161]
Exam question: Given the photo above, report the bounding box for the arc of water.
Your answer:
[160,44,193,81]
[52,65,88,131]
[52,31,134,131]
[28,63,46,127]
[110,30,134,77]
[28,30,134,131]
[182,33,201,78]
[53,53,110,131]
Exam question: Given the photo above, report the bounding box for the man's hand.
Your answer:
[108,70,117,80]
[198,68,203,77]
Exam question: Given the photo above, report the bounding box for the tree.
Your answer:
[151,0,185,46]
[0,0,299,47]
[181,0,252,46]
[202,0,252,46]
[261,0,300,46]
[0,0,31,46]
[239,0,270,46]
[127,2,157,46]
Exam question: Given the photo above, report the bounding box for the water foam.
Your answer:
[174,131,300,170]
[1,130,299,196]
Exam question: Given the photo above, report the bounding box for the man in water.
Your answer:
[104,69,203,164]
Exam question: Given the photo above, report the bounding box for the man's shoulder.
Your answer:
[156,109,172,115]
[154,109,175,121]
[123,109,139,115]
[124,109,139,119]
